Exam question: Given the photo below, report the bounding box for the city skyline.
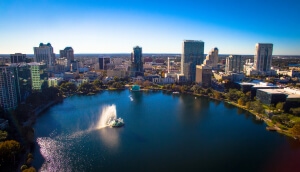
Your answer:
[1,0,300,55]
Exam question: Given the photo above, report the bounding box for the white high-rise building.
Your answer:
[34,43,55,67]
[225,55,242,74]
[204,47,218,68]
[254,43,273,73]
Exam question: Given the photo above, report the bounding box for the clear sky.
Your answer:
[0,0,299,55]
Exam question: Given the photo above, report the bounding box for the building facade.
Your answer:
[99,57,111,70]
[225,55,242,74]
[181,40,204,82]
[196,65,212,88]
[10,53,26,63]
[254,43,273,73]
[34,43,55,67]
[203,47,218,68]
[48,77,63,87]
[0,65,19,110]
[131,46,143,77]
[59,47,74,61]
[28,62,48,91]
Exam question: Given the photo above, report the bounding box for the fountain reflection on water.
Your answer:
[36,104,120,171]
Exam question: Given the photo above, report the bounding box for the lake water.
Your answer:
[33,90,300,172]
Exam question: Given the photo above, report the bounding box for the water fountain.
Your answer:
[95,104,117,129]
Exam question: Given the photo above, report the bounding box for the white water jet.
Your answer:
[95,104,117,129]
[129,95,133,101]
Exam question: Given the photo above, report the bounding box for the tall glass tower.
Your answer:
[181,40,204,82]
[131,46,143,77]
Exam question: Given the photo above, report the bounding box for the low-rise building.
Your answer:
[256,88,300,106]
[48,77,63,87]
[237,81,279,99]
[69,78,89,87]
[196,65,212,87]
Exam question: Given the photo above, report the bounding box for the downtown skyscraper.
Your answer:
[131,46,143,77]
[225,55,243,74]
[60,47,74,62]
[34,43,55,67]
[181,40,204,82]
[0,65,19,110]
[254,43,273,74]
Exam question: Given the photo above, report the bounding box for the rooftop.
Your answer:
[258,88,300,99]
[184,40,204,42]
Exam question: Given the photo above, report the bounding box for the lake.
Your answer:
[33,90,300,172]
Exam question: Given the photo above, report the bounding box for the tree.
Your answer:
[42,86,62,101]
[291,122,300,136]
[111,82,125,89]
[78,83,97,94]
[23,167,36,172]
[0,130,7,141]
[0,140,21,167]
[226,89,243,102]
[237,97,245,106]
[92,79,103,89]
[276,102,285,111]
[60,82,77,94]
[245,102,251,109]
[252,101,265,114]
[213,91,221,99]
[290,107,300,116]
[113,76,120,82]
[143,80,151,88]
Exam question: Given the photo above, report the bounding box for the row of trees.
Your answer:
[59,78,127,95]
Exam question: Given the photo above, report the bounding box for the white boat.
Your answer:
[172,91,180,94]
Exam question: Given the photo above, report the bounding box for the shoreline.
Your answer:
[139,87,299,140]
[206,95,299,140]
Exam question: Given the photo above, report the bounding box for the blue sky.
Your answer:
[0,0,299,55]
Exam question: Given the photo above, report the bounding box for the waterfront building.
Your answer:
[181,40,205,82]
[11,63,32,102]
[225,55,242,74]
[69,78,89,87]
[10,53,26,63]
[59,47,74,61]
[27,62,48,91]
[34,43,55,67]
[131,85,141,91]
[0,65,19,110]
[131,46,143,77]
[256,88,300,106]
[203,47,219,68]
[99,57,111,70]
[48,77,63,87]
[254,43,273,74]
[83,71,99,82]
[195,65,212,88]
[237,81,279,99]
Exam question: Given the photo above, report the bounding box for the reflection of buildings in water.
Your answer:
[98,127,120,149]
[130,92,143,103]
[177,96,211,125]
